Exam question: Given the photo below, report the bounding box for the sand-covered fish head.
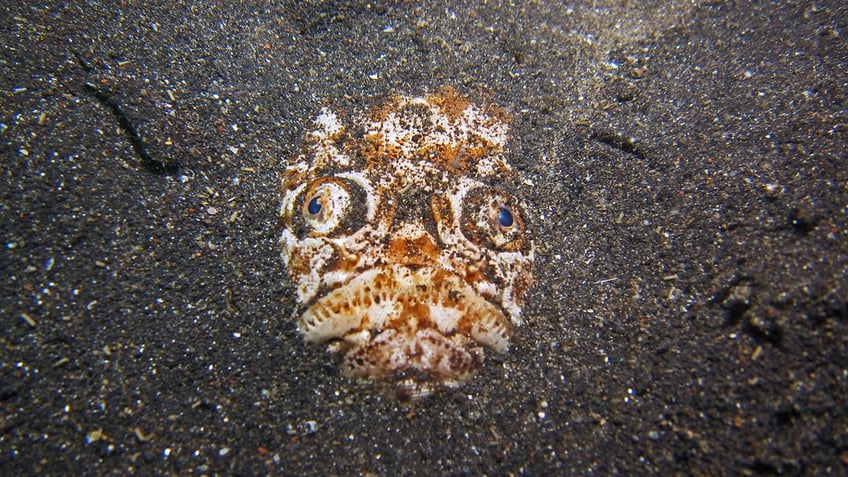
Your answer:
[279,88,534,400]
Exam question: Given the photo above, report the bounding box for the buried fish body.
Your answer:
[279,88,534,399]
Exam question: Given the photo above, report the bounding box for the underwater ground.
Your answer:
[2,1,846,474]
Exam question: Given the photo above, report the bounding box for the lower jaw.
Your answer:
[329,326,485,400]
[299,264,511,398]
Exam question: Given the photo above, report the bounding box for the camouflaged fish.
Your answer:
[279,88,534,400]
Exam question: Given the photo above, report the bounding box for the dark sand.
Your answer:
[2,1,846,474]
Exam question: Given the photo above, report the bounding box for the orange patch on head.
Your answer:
[427,87,472,122]
[358,131,405,163]
[387,233,439,266]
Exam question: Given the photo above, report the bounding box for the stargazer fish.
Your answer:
[279,88,534,400]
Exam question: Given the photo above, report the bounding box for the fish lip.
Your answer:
[297,264,512,353]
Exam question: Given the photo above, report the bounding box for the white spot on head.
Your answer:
[309,108,345,141]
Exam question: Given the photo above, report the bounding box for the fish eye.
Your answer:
[497,206,514,228]
[297,178,367,236]
[460,188,527,252]
[307,196,322,215]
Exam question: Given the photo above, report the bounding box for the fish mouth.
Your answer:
[298,264,511,395]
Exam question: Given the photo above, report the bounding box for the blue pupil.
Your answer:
[307,196,322,215]
[497,206,514,227]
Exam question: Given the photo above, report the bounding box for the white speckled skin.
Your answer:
[279,89,534,399]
